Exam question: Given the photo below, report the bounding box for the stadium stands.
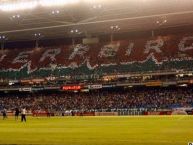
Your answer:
[0,87,192,112]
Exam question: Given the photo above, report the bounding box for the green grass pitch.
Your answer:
[0,116,192,145]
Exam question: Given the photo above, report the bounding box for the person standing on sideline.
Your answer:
[15,108,20,120]
[21,107,26,122]
[2,108,7,120]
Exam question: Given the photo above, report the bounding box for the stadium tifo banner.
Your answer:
[1,34,193,73]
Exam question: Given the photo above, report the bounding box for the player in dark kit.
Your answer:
[15,108,20,120]
[2,108,7,120]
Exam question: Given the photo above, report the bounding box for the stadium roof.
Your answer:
[0,0,193,41]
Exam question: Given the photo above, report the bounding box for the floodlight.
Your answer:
[0,1,38,12]
[39,0,80,7]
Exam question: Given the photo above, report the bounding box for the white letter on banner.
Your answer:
[12,51,32,64]
[178,36,193,51]
[144,39,163,54]
[99,42,120,58]
[0,54,6,62]
[40,48,61,62]
[125,42,134,56]
[69,44,89,60]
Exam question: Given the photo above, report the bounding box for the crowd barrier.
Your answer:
[95,112,118,116]
[75,112,95,116]
[118,110,145,115]
[32,110,49,116]
[144,111,172,115]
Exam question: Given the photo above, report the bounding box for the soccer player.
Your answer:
[15,108,20,120]
[71,110,75,116]
[2,108,7,120]
[21,107,26,122]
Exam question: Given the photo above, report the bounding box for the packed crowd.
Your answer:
[0,88,193,112]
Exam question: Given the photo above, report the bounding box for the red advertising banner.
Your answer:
[189,80,193,84]
[62,85,81,90]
